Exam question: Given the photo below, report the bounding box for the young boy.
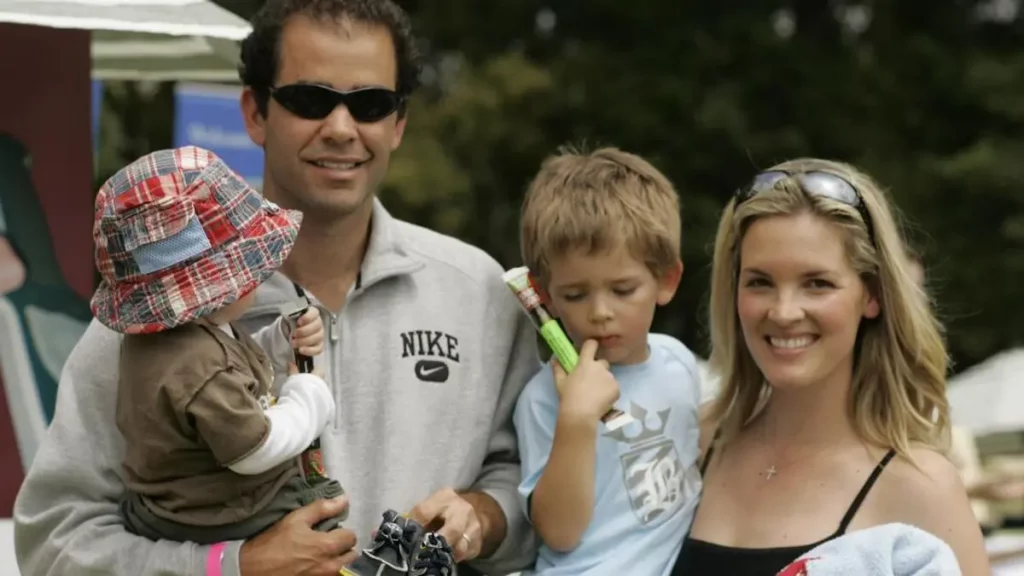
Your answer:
[512,146,704,575]
[90,146,346,544]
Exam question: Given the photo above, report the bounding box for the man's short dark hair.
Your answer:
[238,0,422,117]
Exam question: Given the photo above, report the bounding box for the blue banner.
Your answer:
[173,83,264,188]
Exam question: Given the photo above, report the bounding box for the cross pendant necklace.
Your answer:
[762,465,778,480]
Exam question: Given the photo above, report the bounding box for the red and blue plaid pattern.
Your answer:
[91,146,302,334]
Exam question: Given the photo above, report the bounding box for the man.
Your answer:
[13,1,539,575]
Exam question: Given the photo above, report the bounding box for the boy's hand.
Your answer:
[291,308,324,356]
[552,339,620,421]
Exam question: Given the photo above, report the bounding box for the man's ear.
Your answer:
[240,87,267,147]
[656,259,683,306]
[391,109,408,150]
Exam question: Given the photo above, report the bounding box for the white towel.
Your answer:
[776,523,962,576]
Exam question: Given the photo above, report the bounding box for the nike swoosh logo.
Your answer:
[414,359,449,382]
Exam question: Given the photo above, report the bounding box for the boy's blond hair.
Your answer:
[520,146,681,282]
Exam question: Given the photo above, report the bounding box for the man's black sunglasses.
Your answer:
[735,170,875,242]
[269,83,403,123]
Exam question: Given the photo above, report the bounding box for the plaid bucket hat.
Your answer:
[90,146,302,334]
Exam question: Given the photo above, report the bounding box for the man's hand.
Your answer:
[407,489,506,563]
[239,497,357,576]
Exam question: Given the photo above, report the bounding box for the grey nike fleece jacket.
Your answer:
[13,199,540,576]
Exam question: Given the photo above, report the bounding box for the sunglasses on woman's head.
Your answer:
[269,83,403,123]
[735,169,875,243]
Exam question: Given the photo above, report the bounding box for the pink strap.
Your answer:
[206,542,227,576]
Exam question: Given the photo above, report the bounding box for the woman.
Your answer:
[671,159,990,575]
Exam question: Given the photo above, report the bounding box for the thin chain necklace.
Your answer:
[757,417,832,482]
[758,412,784,481]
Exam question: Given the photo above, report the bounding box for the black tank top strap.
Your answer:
[836,448,897,534]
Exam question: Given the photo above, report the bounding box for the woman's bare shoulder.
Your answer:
[872,445,990,575]
[874,445,972,521]
[882,445,961,489]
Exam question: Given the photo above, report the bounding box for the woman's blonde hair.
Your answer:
[707,158,950,459]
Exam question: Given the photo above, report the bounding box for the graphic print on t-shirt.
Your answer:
[603,401,686,525]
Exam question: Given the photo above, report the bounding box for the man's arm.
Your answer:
[13,320,244,576]
[463,306,541,574]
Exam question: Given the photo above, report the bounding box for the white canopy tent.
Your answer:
[948,348,1024,437]
[0,0,251,81]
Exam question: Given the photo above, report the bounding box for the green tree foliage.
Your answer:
[139,1,1024,371]
[381,1,1024,371]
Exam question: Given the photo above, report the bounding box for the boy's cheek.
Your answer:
[557,317,585,348]
[546,300,587,348]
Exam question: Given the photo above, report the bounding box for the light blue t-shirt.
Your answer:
[513,333,704,576]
